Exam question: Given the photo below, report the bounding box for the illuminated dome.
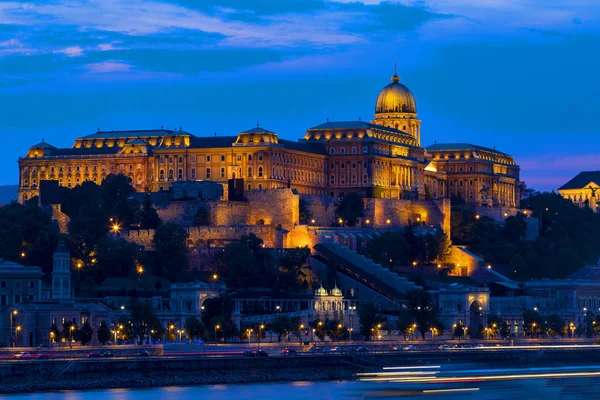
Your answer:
[375,73,416,115]
[315,284,328,297]
[331,284,343,297]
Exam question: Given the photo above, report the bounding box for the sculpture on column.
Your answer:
[479,186,493,207]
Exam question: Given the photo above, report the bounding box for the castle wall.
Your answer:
[363,198,449,232]
[301,194,336,226]
[246,189,299,230]
[119,225,277,250]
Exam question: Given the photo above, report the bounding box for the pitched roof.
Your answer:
[78,129,187,140]
[52,147,122,156]
[308,120,411,136]
[240,127,274,134]
[279,139,327,155]
[188,136,238,149]
[31,141,56,149]
[426,143,508,156]
[126,138,149,146]
[558,171,600,190]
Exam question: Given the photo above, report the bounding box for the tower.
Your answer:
[52,241,72,302]
[371,67,421,144]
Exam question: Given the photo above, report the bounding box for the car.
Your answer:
[324,347,341,354]
[439,345,450,350]
[100,351,114,357]
[403,345,417,351]
[86,351,101,358]
[281,348,297,356]
[14,352,31,359]
[243,350,269,358]
[355,346,369,353]
[133,350,149,357]
[309,345,324,353]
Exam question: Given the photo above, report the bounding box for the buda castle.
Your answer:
[17,72,520,211]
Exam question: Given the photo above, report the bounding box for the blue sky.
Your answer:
[1,0,599,191]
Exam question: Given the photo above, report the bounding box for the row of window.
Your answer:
[0,280,36,289]
[329,145,368,155]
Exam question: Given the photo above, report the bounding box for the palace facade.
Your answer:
[18,72,520,207]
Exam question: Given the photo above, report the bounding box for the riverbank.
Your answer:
[0,366,358,394]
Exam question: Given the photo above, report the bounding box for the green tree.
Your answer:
[277,247,310,291]
[358,303,386,341]
[185,317,205,340]
[335,192,364,227]
[101,174,140,227]
[546,314,565,337]
[0,201,61,274]
[138,194,161,229]
[213,234,277,289]
[487,314,510,338]
[153,222,189,281]
[523,310,544,336]
[299,197,312,224]
[193,206,210,226]
[79,321,93,345]
[366,230,410,268]
[129,298,162,339]
[406,289,438,339]
[97,321,111,344]
[502,213,527,242]
[271,315,294,342]
[396,309,414,339]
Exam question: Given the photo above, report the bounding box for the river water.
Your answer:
[3,378,594,400]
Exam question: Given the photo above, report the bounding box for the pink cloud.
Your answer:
[85,61,131,73]
[56,45,83,57]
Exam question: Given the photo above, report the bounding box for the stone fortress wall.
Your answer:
[119,188,451,251]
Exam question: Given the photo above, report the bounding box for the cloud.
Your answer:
[56,45,83,57]
[85,60,131,73]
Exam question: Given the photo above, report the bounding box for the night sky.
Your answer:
[1,1,599,191]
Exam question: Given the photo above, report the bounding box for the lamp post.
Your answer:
[15,326,21,347]
[258,324,264,350]
[69,325,75,349]
[569,323,575,338]
[246,328,253,344]
[9,309,17,347]
[214,324,220,345]
[169,324,174,343]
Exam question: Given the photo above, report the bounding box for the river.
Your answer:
[4,376,600,400]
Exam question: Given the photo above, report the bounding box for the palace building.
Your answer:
[558,171,600,210]
[18,72,520,208]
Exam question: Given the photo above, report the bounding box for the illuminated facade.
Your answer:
[18,72,520,207]
[558,171,600,211]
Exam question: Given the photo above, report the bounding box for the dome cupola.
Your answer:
[375,73,417,115]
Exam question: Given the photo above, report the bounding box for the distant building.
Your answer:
[0,242,111,347]
[558,171,600,210]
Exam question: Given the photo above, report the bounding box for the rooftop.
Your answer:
[78,129,190,140]
[308,120,413,137]
[558,171,600,191]
[426,143,509,156]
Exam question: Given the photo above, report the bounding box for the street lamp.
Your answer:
[569,322,576,337]
[9,309,18,347]
[69,325,75,349]
[258,324,265,349]
[212,273,218,281]
[246,328,253,344]
[112,223,120,233]
[214,324,220,345]
[15,326,21,346]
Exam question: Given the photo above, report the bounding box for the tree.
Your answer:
[271,315,294,342]
[0,201,61,274]
[213,234,277,289]
[129,298,163,339]
[50,323,62,342]
[62,321,79,344]
[523,310,544,336]
[185,317,205,340]
[406,289,438,339]
[299,197,312,225]
[366,230,410,268]
[358,303,386,341]
[396,309,414,339]
[79,321,93,345]
[277,247,310,291]
[193,206,210,227]
[101,174,140,227]
[138,194,161,229]
[335,193,364,227]
[201,295,237,342]
[97,321,111,344]
[546,314,565,337]
[487,314,510,338]
[153,223,189,281]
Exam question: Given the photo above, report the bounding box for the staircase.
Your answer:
[314,241,421,303]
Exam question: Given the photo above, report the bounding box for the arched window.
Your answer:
[178,156,183,163]
[247,184,252,190]
[169,157,173,163]
[258,184,263,190]
[168,169,174,180]
[258,166,263,177]
[159,169,165,180]
[178,169,183,179]
[248,154,253,161]
[24,178,29,187]
[330,175,335,185]
[258,154,263,161]
[247,167,252,177]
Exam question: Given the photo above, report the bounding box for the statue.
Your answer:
[589,186,598,198]
[479,186,490,200]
